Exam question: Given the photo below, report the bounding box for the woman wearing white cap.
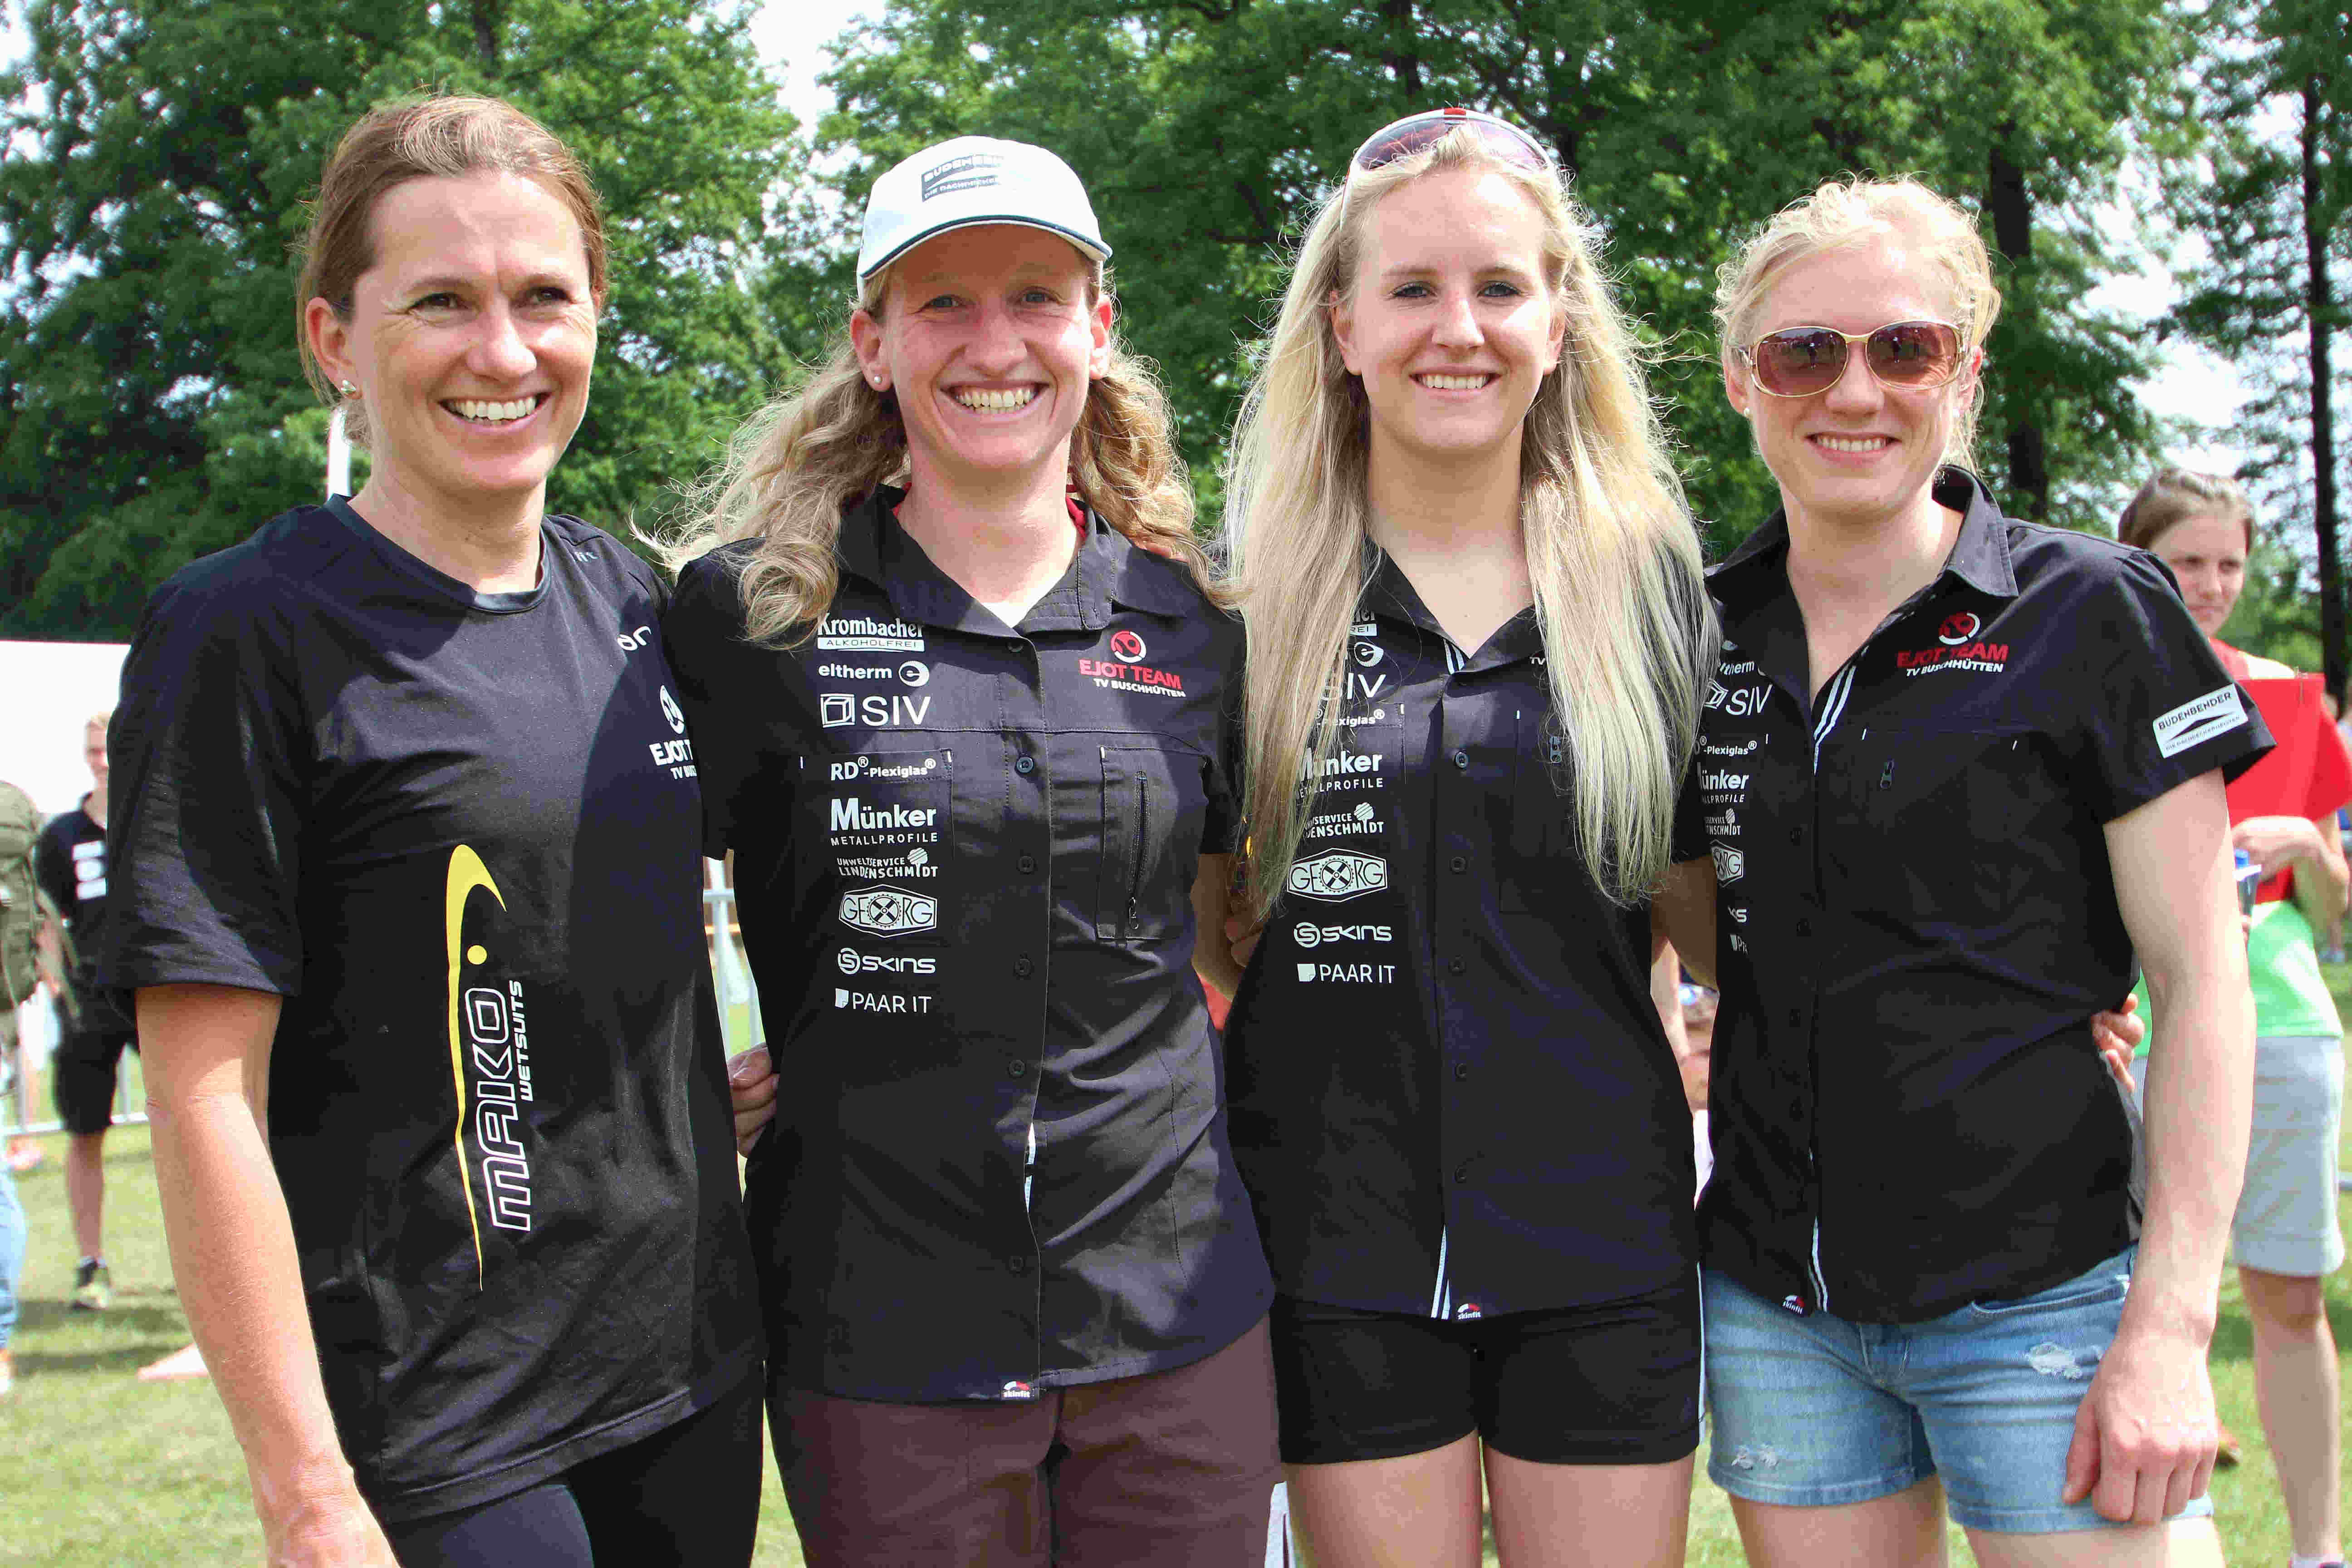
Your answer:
[666,138,1283,1565]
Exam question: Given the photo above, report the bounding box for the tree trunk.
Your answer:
[472,0,502,71]
[1378,0,1422,99]
[2301,78,2344,697]
[1987,139,2049,519]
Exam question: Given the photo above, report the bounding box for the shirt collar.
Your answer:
[1363,547,1544,670]
[836,484,1201,637]
[1710,467,2019,612]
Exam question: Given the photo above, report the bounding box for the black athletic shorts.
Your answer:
[50,1026,137,1137]
[1269,1277,1701,1466]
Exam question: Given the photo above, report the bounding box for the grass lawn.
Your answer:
[5,995,2347,1566]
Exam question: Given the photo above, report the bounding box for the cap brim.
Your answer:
[860,215,1113,283]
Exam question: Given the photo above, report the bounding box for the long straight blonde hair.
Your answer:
[1223,128,1714,916]
[659,264,1214,642]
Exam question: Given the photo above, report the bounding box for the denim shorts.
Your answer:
[1702,1250,2214,1534]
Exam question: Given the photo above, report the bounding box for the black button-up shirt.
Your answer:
[1226,556,1694,1322]
[666,487,1272,1402]
[1681,470,2272,1323]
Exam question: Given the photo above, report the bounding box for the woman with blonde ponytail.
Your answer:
[1215,108,1715,1568]
[664,137,1279,1567]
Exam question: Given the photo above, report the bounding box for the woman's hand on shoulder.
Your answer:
[727,1045,777,1156]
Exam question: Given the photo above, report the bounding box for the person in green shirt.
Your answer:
[2122,467,2349,1568]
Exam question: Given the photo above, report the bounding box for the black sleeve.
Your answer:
[1203,622,1245,858]
[32,818,72,920]
[101,573,311,997]
[2074,548,2274,821]
[662,553,759,862]
[1671,754,1709,866]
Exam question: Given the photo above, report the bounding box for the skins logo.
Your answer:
[1109,629,1147,661]
[1287,850,1387,902]
[1293,921,1394,948]
[1938,611,1981,646]
[445,846,534,1288]
[839,884,938,936]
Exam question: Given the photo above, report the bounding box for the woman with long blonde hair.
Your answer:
[666,137,1281,1566]
[1215,108,1715,1568]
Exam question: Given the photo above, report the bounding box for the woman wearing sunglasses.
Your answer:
[665,137,1281,1566]
[1217,108,1716,1568]
[1671,176,2267,1567]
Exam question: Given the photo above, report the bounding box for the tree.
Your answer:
[2171,0,2351,693]
[0,0,800,639]
[812,0,2189,542]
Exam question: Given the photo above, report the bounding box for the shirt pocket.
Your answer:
[1498,712,1576,914]
[814,745,955,948]
[1833,724,2058,926]
[1095,740,1205,944]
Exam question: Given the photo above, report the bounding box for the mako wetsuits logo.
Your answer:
[446,847,534,1289]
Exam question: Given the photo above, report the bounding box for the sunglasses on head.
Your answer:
[1351,107,1553,176]
[1737,320,1966,398]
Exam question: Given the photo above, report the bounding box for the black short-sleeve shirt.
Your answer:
[1224,554,1696,1323]
[102,499,761,1519]
[663,486,1272,1404]
[36,804,131,1031]
[1678,470,2273,1323]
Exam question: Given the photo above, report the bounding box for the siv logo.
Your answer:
[836,947,937,976]
[1352,640,1383,668]
[659,686,686,734]
[1288,850,1388,903]
[1292,921,1393,948]
[823,693,934,729]
[1711,843,1746,883]
[1712,684,1770,717]
[1937,611,1981,646]
[1109,628,1147,662]
[839,884,939,937]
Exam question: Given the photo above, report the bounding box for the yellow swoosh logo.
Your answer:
[445,846,505,1288]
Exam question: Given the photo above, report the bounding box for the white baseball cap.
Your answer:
[856,137,1112,284]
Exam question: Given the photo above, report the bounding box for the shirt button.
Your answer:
[1454,1166,1471,1185]
[1007,1059,1026,1078]
[1454,1063,1470,1082]
[1009,1255,1029,1275]
[1017,854,1037,874]
[1449,854,1467,873]
[1014,956,1034,978]
[1796,918,1813,939]
[1786,1009,1802,1029]
[1788,827,1803,846]
[1452,750,1470,769]
[1015,755,1036,775]
[1447,957,1466,975]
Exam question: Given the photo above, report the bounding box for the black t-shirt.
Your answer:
[1676,470,2274,1323]
[1225,554,1696,1321]
[102,498,760,1519]
[35,804,130,1032]
[665,486,1272,1403]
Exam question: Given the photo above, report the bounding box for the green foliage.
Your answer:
[0,0,799,638]
[812,0,2189,544]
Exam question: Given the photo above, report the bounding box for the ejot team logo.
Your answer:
[659,686,687,733]
[1937,612,1981,647]
[1109,629,1147,662]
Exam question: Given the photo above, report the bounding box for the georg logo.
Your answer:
[1711,843,1746,883]
[1288,850,1388,903]
[1109,629,1147,661]
[839,885,939,937]
[1938,611,1982,646]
